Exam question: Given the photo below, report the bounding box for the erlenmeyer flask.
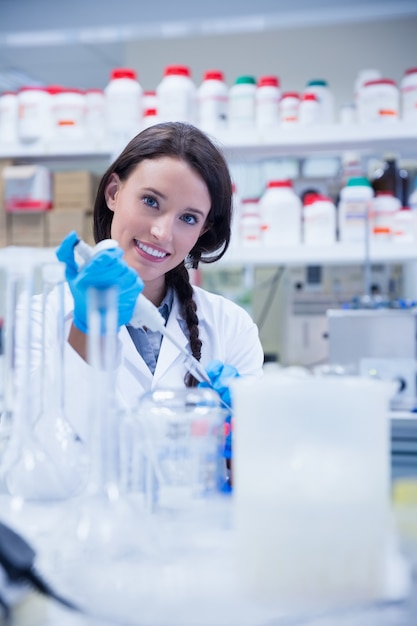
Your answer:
[1,259,70,503]
[31,261,87,498]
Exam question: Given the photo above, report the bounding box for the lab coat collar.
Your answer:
[120,291,190,388]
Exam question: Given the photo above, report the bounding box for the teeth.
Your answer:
[136,241,167,258]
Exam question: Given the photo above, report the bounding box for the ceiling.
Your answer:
[0,0,416,91]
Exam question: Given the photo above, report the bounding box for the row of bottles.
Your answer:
[1,64,416,150]
[230,161,417,250]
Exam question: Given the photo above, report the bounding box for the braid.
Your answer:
[166,263,201,387]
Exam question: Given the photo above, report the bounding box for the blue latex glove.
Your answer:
[56,231,144,333]
[199,359,240,461]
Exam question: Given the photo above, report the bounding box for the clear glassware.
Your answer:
[31,261,87,498]
[0,261,65,504]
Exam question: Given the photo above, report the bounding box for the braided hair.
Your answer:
[93,122,233,386]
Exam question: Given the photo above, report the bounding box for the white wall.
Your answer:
[127,16,417,113]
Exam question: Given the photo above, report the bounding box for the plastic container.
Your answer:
[304,79,335,123]
[0,91,18,144]
[156,65,197,124]
[142,90,158,114]
[338,177,374,242]
[17,86,52,143]
[228,76,257,130]
[50,87,86,141]
[299,93,320,125]
[354,68,382,122]
[104,67,143,146]
[392,206,417,243]
[255,76,280,132]
[371,190,401,238]
[358,79,399,123]
[232,372,391,612]
[279,92,300,126]
[142,108,159,129]
[229,183,242,249]
[400,67,417,122]
[303,193,337,245]
[85,89,106,144]
[197,70,228,133]
[240,198,261,247]
[259,180,302,247]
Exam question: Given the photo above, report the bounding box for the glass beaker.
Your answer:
[137,386,227,514]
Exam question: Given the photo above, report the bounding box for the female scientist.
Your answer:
[52,122,264,446]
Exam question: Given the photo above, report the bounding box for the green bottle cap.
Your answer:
[235,75,256,85]
[346,177,371,187]
[307,79,328,87]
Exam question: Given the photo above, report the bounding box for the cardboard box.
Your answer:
[53,170,100,211]
[7,212,47,247]
[0,160,17,247]
[2,165,53,212]
[46,209,94,247]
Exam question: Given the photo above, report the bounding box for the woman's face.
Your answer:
[105,157,211,303]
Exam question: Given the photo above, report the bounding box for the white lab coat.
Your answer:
[19,283,264,444]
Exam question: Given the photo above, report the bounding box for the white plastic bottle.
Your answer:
[50,86,86,141]
[304,79,335,123]
[0,91,18,144]
[142,107,159,129]
[255,75,280,133]
[17,85,52,143]
[228,75,257,131]
[338,177,374,243]
[258,180,302,247]
[197,70,228,134]
[142,90,158,115]
[230,183,242,249]
[85,88,106,146]
[105,67,143,148]
[240,198,261,248]
[358,78,399,123]
[303,193,336,245]
[400,67,417,122]
[299,93,320,125]
[157,65,197,124]
[392,206,417,243]
[354,68,382,122]
[279,92,300,127]
[371,190,401,240]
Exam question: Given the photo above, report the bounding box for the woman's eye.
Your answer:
[143,195,158,208]
[181,213,198,225]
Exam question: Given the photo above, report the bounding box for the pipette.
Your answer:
[74,237,213,386]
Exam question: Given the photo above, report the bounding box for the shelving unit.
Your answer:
[1,122,416,266]
[214,241,417,268]
[1,121,416,161]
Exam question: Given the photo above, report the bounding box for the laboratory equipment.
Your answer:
[0,255,75,501]
[231,369,392,612]
[327,308,417,401]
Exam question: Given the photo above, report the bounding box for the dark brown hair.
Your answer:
[93,122,233,385]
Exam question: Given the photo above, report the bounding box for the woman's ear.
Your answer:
[104,173,120,212]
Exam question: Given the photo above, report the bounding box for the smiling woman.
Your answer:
[22,123,264,483]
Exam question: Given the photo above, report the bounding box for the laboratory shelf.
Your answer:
[0,140,113,161]
[212,242,417,268]
[219,121,417,160]
[0,121,416,162]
